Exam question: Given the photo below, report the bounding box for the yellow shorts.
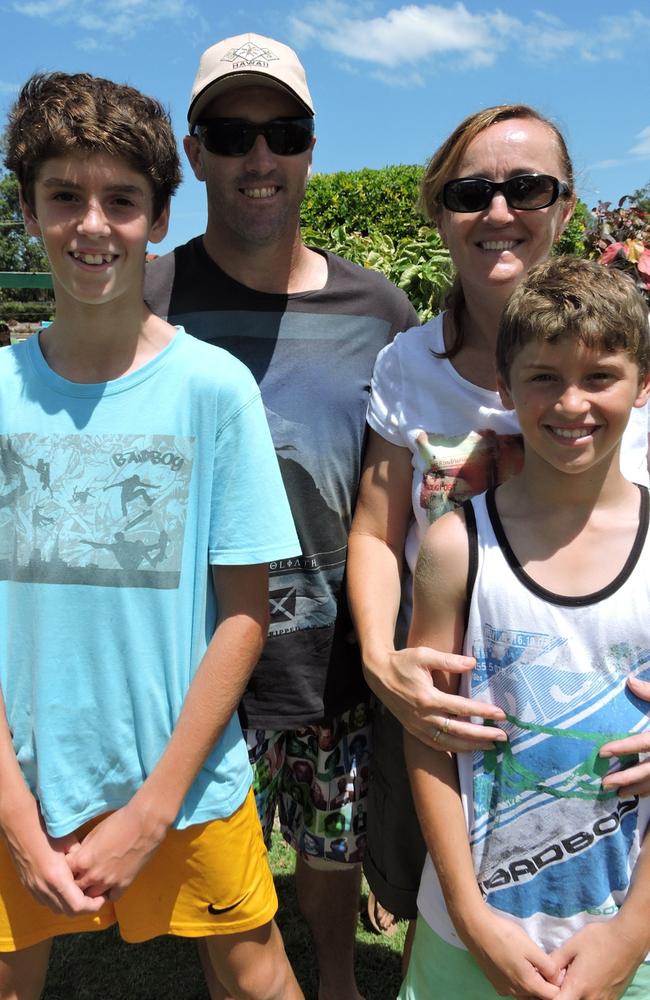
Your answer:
[0,788,277,952]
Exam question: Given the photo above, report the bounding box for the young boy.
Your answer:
[401,257,650,1000]
[0,72,304,1000]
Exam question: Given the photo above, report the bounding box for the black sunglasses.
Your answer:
[193,116,314,157]
[442,173,571,213]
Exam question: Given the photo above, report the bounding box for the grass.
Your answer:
[41,833,406,1000]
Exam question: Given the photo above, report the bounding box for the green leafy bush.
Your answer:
[302,165,426,241]
[304,224,453,321]
[554,200,590,257]
[0,301,53,322]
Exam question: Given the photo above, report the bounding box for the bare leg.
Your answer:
[401,920,417,978]
[197,939,232,1000]
[295,856,364,1000]
[0,940,51,1000]
[202,920,303,1000]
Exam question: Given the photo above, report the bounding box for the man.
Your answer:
[145,33,418,1000]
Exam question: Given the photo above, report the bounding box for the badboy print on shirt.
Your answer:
[0,433,193,588]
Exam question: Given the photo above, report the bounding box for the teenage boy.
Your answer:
[0,72,303,1000]
[144,33,419,999]
[401,257,650,1000]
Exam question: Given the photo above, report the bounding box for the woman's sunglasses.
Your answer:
[442,174,571,213]
[193,117,314,157]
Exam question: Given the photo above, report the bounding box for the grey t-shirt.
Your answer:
[145,238,418,727]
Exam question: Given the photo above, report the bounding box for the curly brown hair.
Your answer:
[4,72,181,221]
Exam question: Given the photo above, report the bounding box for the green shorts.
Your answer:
[398,916,650,1000]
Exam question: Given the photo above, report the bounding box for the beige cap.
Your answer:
[188,33,315,125]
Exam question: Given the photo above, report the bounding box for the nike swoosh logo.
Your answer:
[207,896,247,915]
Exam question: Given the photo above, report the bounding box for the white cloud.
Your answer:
[291,2,519,69]
[12,0,197,44]
[290,2,650,75]
[590,158,626,171]
[630,126,650,159]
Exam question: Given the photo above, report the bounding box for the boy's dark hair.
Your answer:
[497,257,650,383]
[4,72,181,221]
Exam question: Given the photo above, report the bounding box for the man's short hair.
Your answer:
[4,72,182,221]
[497,257,650,383]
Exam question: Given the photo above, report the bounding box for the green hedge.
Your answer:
[302,165,426,241]
[304,224,453,322]
[0,301,53,322]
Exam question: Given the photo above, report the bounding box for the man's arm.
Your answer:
[0,690,106,915]
[347,429,506,752]
[406,511,561,999]
[67,563,268,899]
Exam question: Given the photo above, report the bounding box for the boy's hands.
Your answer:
[462,908,564,998]
[551,920,645,999]
[66,797,169,900]
[2,807,106,916]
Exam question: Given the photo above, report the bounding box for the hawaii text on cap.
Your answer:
[188,33,315,125]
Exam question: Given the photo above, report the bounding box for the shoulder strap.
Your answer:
[461,498,478,634]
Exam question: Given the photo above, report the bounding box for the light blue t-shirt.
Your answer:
[0,328,300,836]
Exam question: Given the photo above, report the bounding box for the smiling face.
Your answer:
[184,85,315,251]
[21,153,168,309]
[498,338,650,477]
[436,118,575,304]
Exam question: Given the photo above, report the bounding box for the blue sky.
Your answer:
[3,0,650,255]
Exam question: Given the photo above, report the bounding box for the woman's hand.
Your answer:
[365,643,507,751]
[600,676,650,797]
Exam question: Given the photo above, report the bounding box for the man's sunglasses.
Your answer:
[442,173,571,213]
[193,117,314,157]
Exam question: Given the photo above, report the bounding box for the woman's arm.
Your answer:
[348,429,506,751]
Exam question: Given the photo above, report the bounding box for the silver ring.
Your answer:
[431,727,442,744]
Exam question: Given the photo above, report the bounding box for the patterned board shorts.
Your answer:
[245,701,372,865]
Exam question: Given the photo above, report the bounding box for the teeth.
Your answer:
[480,241,517,251]
[551,427,593,439]
[243,187,277,199]
[72,251,116,264]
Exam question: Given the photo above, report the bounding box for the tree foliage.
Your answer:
[302,165,426,241]
[631,181,650,214]
[304,224,453,322]
[0,169,53,313]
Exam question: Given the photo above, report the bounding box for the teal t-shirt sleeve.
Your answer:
[209,386,300,565]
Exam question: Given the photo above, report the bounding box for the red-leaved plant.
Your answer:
[585,197,650,303]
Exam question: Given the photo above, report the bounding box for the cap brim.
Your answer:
[188,72,314,125]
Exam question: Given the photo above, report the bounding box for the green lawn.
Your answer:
[42,834,406,1000]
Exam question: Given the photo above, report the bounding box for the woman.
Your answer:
[347,105,650,951]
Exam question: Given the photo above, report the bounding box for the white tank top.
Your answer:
[417,486,650,954]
